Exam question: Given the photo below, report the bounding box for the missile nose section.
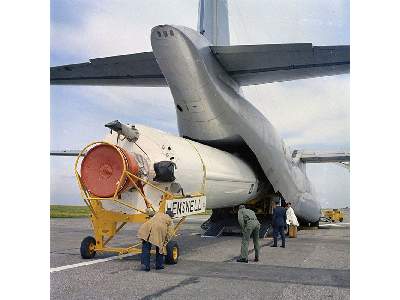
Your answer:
[80,143,139,197]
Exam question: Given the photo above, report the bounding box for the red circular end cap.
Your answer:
[81,144,138,197]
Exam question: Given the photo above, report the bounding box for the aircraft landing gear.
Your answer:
[80,236,96,259]
[165,240,179,264]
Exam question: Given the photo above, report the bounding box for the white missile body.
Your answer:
[102,124,260,214]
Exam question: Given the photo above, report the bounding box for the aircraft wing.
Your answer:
[294,150,350,164]
[51,52,167,87]
[211,43,350,86]
[50,150,83,156]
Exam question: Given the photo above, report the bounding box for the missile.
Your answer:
[80,121,262,214]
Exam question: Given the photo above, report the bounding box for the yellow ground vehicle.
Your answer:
[74,141,199,264]
[323,209,344,222]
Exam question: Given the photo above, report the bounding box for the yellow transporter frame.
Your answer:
[74,141,198,260]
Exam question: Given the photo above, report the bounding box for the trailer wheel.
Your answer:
[165,241,179,264]
[80,236,96,259]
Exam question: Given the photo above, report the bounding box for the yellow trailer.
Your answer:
[74,141,203,264]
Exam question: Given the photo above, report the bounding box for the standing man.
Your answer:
[237,205,261,263]
[271,200,287,248]
[137,209,174,271]
[286,202,299,238]
[286,202,299,227]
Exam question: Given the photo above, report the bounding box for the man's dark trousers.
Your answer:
[273,225,285,247]
[272,205,287,247]
[141,240,164,269]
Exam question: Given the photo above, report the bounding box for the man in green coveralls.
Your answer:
[236,205,261,263]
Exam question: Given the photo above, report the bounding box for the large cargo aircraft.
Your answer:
[51,0,349,234]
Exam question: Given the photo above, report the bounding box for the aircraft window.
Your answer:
[163,31,168,37]
[177,104,183,112]
[157,31,161,38]
[169,30,174,36]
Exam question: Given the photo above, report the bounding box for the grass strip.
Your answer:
[50,205,90,218]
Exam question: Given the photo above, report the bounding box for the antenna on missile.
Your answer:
[105,120,139,143]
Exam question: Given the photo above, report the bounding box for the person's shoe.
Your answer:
[143,267,150,272]
[280,245,285,248]
[236,258,248,263]
[270,245,277,247]
[254,257,259,262]
[155,266,165,270]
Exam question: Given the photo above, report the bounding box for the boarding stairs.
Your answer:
[201,217,272,238]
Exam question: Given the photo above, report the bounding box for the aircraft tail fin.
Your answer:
[198,0,230,46]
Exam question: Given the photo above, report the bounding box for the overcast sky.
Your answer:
[50,0,350,208]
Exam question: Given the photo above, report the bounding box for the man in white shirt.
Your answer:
[286,202,299,227]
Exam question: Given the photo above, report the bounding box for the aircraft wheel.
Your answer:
[80,236,96,259]
[165,241,179,264]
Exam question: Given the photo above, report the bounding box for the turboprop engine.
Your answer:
[79,121,262,217]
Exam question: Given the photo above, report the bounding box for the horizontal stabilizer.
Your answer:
[211,43,349,86]
[51,52,167,87]
[51,43,349,87]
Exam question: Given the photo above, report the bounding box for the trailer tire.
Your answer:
[165,241,179,264]
[80,236,96,259]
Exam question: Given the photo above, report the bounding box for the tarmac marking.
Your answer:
[50,253,134,273]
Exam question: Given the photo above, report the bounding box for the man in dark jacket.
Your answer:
[271,200,287,248]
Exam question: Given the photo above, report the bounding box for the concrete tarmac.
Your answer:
[51,212,350,299]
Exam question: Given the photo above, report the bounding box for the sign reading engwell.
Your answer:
[166,196,207,218]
